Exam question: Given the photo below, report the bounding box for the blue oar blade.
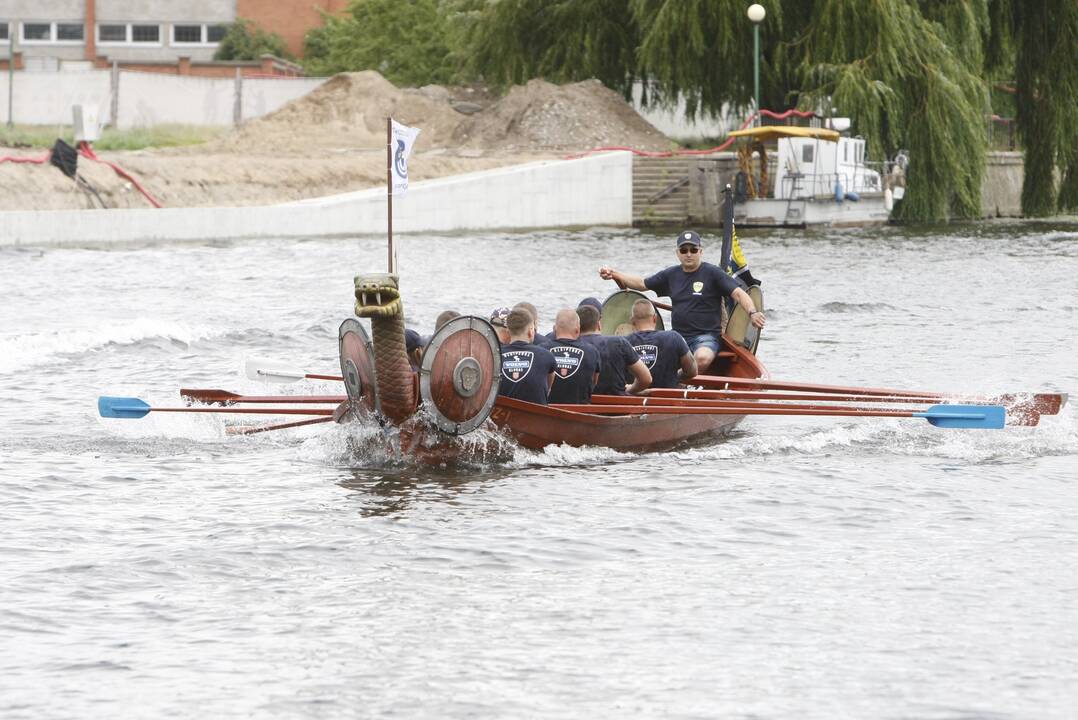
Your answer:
[916,404,1006,429]
[98,396,151,419]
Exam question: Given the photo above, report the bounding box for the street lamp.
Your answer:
[747,4,766,127]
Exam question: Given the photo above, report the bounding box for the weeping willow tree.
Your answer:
[1011,0,1078,214]
[794,1,990,220]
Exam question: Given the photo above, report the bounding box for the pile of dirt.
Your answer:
[203,71,672,157]
[454,78,673,153]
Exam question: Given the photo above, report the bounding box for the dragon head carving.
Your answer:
[354,273,403,318]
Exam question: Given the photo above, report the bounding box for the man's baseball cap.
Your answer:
[577,297,603,312]
[489,306,511,328]
[676,230,702,248]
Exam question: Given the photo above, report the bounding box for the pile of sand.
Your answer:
[0,71,675,210]
[206,71,672,157]
[454,78,673,153]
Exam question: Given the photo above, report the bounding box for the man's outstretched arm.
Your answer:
[599,267,647,291]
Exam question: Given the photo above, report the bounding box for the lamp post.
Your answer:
[747,4,766,126]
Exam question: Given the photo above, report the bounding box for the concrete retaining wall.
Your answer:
[0,151,634,247]
[983,151,1023,217]
[0,69,325,127]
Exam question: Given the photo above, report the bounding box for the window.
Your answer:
[98,24,126,42]
[23,23,52,41]
[171,23,227,45]
[20,21,85,43]
[801,145,814,163]
[132,25,160,43]
[0,22,9,42]
[57,23,84,41]
[173,24,202,43]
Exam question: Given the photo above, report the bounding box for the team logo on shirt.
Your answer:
[633,344,658,369]
[550,345,584,378]
[501,350,534,381]
[692,281,704,295]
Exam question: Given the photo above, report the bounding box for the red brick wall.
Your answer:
[237,0,350,59]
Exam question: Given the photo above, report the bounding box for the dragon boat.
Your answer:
[338,272,769,454]
[97,268,1064,456]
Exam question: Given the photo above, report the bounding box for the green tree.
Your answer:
[213,19,292,61]
[301,0,456,86]
[464,0,1078,220]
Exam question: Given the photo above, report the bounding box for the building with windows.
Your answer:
[0,1,346,76]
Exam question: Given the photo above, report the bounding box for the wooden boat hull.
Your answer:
[490,336,769,451]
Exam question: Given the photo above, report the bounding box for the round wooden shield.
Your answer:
[601,289,665,336]
[419,316,501,435]
[725,285,764,354]
[338,318,379,417]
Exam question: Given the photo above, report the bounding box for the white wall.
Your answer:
[0,69,326,127]
[630,83,738,142]
[0,152,634,247]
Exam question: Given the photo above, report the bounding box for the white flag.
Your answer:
[390,119,421,197]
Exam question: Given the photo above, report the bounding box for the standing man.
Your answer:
[498,309,556,405]
[627,299,697,388]
[599,229,765,374]
[576,305,651,395]
[547,308,601,405]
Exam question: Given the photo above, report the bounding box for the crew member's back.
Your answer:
[547,308,600,405]
[626,299,696,389]
[497,309,556,405]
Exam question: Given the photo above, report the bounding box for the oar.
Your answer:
[691,374,1065,414]
[550,402,1006,429]
[245,357,343,384]
[227,417,336,435]
[636,388,1040,426]
[593,393,1037,426]
[180,388,346,406]
[98,396,334,419]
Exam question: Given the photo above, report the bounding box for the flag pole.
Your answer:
[386,116,393,274]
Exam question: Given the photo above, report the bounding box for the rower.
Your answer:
[599,229,764,374]
[513,301,556,349]
[547,308,601,405]
[405,328,424,371]
[577,304,651,396]
[627,299,697,389]
[497,309,556,405]
[489,306,511,345]
[435,309,461,331]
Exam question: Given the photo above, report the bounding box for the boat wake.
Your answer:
[1,318,223,374]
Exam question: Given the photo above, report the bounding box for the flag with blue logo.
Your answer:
[390,119,421,196]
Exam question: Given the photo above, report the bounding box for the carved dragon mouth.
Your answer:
[353,274,403,318]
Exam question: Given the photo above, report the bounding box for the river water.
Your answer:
[2,221,1076,718]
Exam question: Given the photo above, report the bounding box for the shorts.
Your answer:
[684,333,721,354]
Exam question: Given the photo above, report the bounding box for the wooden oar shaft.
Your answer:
[306,373,343,381]
[181,388,346,405]
[692,374,1065,414]
[151,406,333,416]
[591,394,929,412]
[552,403,926,418]
[641,389,942,404]
[227,417,335,435]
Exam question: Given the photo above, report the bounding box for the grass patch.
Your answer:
[0,124,228,151]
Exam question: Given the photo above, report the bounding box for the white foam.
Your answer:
[0,318,220,373]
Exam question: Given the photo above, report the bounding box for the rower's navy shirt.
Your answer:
[628,329,690,389]
[534,332,557,349]
[499,340,556,405]
[644,261,739,337]
[547,338,601,404]
[580,334,639,395]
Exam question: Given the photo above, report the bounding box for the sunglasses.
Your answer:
[678,245,700,254]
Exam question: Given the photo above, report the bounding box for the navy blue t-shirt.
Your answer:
[628,329,691,389]
[499,341,556,405]
[547,338,601,405]
[644,261,739,337]
[534,332,557,349]
[580,333,640,396]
